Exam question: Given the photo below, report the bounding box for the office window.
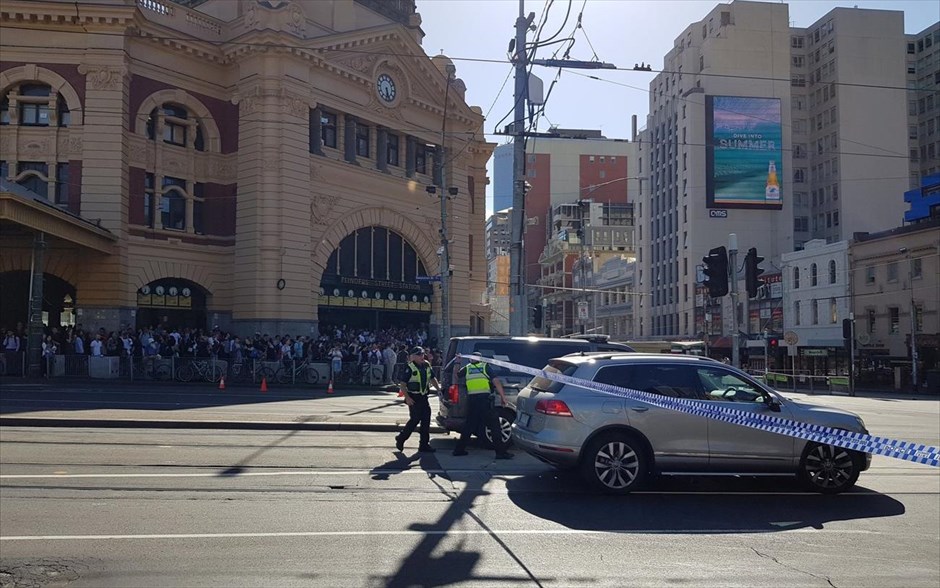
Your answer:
[912,258,922,279]
[811,263,818,286]
[356,124,370,158]
[793,267,801,289]
[887,262,898,282]
[830,298,837,324]
[828,260,837,284]
[794,301,801,325]
[386,133,400,166]
[914,304,923,332]
[321,111,337,148]
[866,266,875,284]
[889,307,899,333]
[812,300,819,324]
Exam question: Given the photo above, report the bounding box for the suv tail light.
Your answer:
[535,399,573,417]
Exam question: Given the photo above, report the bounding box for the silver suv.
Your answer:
[512,354,871,494]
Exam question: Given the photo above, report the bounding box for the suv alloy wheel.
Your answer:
[580,432,649,494]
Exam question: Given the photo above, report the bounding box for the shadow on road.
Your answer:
[363,444,563,587]
[504,470,906,533]
[0,381,396,416]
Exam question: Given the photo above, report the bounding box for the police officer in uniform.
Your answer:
[452,354,513,459]
[394,346,439,453]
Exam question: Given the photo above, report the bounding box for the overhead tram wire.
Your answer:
[0,25,927,94]
[565,69,912,159]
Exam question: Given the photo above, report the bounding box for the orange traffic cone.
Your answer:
[219,376,225,391]
[327,380,334,394]
[260,377,268,393]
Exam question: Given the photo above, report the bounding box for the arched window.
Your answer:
[810,263,818,286]
[146,103,206,152]
[793,267,800,289]
[0,83,70,127]
[143,173,205,233]
[828,260,837,284]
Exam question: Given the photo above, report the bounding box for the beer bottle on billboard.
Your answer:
[765,161,780,200]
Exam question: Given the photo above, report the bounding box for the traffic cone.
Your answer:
[327,380,334,394]
[260,377,268,393]
[219,376,225,391]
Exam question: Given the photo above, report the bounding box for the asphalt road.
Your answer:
[2,419,938,587]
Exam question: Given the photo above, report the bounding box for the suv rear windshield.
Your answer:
[528,360,578,394]
[465,341,590,379]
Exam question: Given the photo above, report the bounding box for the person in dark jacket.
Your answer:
[394,347,440,453]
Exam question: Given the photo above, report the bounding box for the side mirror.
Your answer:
[765,397,782,412]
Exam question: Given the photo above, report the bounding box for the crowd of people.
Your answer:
[1,321,443,383]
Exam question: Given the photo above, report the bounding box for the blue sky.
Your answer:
[415,0,939,213]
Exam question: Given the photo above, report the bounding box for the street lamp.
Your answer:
[899,247,918,392]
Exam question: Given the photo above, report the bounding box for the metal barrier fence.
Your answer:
[12,356,442,388]
[762,371,854,396]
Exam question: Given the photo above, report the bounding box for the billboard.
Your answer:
[706,96,783,209]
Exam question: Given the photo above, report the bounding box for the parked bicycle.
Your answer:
[229,359,275,384]
[275,359,320,385]
[178,359,224,383]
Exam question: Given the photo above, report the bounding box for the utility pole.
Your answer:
[507,5,618,336]
[508,0,529,336]
[729,233,740,369]
[437,63,456,346]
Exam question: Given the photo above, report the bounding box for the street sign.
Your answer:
[577,301,589,320]
[416,275,441,283]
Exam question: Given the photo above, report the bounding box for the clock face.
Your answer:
[377,73,397,103]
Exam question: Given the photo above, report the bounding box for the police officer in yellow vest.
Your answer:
[452,353,513,459]
[394,346,440,453]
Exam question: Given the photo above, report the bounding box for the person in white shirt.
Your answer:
[90,335,103,357]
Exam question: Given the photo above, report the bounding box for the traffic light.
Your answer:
[768,337,779,349]
[533,304,543,330]
[744,247,765,299]
[702,246,729,298]
[842,318,853,347]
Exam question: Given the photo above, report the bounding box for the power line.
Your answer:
[0,23,928,94]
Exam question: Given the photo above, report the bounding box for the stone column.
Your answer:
[76,62,133,332]
[232,58,316,335]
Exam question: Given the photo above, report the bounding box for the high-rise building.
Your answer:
[907,23,940,185]
[484,209,511,334]
[637,0,913,343]
[492,144,514,214]
[491,129,638,330]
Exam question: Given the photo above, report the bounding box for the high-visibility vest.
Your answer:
[406,361,431,394]
[462,362,491,394]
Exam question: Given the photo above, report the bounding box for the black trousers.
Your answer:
[455,393,506,453]
[398,393,431,447]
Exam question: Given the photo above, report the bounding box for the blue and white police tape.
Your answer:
[457,354,939,468]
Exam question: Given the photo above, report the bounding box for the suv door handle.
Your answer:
[630,406,649,413]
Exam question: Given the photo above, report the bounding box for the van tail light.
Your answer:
[448,384,459,404]
[535,399,573,417]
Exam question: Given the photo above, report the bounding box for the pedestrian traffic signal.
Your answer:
[702,246,729,298]
[744,247,765,298]
[533,304,543,329]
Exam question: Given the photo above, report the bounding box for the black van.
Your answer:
[435,335,634,446]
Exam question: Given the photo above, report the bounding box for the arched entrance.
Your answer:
[0,271,77,329]
[317,226,433,331]
[135,278,208,331]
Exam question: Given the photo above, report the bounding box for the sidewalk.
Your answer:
[0,378,446,434]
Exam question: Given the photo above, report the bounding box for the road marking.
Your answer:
[0,469,449,479]
[0,528,884,542]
